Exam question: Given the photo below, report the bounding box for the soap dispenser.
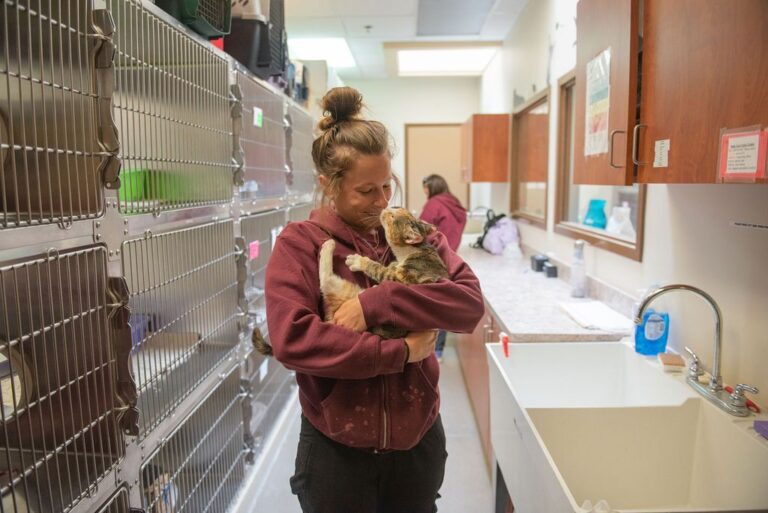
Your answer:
[570,240,587,298]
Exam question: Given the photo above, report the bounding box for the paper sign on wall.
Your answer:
[584,48,611,157]
[718,127,767,182]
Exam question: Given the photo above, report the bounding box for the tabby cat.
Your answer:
[251,207,449,355]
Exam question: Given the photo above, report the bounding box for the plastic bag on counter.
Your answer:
[471,210,520,255]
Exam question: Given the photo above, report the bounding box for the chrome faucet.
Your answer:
[634,284,758,417]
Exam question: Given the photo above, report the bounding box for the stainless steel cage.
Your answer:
[96,486,130,513]
[140,366,244,513]
[239,208,284,333]
[242,350,293,464]
[236,70,286,204]
[286,104,315,201]
[0,246,123,512]
[1,1,116,228]
[108,0,234,215]
[286,202,313,224]
[121,220,239,438]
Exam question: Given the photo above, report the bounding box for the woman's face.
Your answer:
[331,153,393,231]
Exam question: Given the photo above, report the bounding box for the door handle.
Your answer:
[609,129,625,168]
[632,124,648,166]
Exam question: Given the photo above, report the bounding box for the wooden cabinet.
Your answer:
[573,0,768,185]
[455,303,498,476]
[460,114,511,183]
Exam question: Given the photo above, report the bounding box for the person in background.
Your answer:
[265,87,484,513]
[420,174,468,362]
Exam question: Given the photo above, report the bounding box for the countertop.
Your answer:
[457,238,629,343]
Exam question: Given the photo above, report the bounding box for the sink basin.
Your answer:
[488,342,768,512]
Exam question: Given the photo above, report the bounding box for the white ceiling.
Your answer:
[285,0,528,79]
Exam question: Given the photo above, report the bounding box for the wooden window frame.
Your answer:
[554,70,647,262]
[510,88,550,229]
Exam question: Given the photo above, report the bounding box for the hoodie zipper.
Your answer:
[380,375,388,450]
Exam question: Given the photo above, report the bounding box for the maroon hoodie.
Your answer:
[419,193,467,251]
[265,208,483,451]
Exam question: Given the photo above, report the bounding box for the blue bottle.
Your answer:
[635,308,669,355]
[584,199,607,229]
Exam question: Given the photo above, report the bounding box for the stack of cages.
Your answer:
[105,0,247,510]
[0,1,127,512]
[233,62,304,465]
[2,0,316,509]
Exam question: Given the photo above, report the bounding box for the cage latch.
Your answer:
[230,84,246,186]
[107,277,140,436]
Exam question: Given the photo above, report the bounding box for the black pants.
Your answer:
[290,414,448,513]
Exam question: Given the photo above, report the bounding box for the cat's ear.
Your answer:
[421,222,437,235]
[403,225,425,245]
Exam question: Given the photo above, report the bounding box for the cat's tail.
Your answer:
[251,326,273,356]
[319,239,336,290]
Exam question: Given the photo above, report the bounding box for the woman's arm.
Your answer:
[265,225,408,379]
[357,231,484,333]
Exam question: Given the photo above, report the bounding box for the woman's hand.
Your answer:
[333,297,367,332]
[405,330,438,363]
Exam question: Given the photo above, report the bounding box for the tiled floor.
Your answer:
[248,336,493,512]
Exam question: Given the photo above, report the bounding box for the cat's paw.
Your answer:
[321,239,336,253]
[345,254,365,272]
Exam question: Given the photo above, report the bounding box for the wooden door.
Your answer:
[573,0,639,185]
[637,0,768,184]
[405,124,468,215]
[471,114,511,182]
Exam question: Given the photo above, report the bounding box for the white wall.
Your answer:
[344,77,480,204]
[482,0,768,396]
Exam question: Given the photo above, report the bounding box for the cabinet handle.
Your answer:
[609,129,625,168]
[631,124,648,166]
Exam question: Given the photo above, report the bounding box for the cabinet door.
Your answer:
[472,114,511,183]
[637,0,768,184]
[456,307,494,476]
[573,0,639,185]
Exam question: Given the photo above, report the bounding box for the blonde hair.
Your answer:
[312,87,400,204]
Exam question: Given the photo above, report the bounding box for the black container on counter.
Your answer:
[531,254,549,272]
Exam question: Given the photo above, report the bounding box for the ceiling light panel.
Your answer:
[397,47,498,76]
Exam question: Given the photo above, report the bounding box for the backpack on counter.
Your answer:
[471,210,520,255]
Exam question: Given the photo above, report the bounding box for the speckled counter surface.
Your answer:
[457,240,627,343]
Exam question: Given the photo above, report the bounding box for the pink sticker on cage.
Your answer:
[249,241,260,260]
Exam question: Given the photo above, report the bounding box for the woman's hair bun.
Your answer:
[318,87,363,131]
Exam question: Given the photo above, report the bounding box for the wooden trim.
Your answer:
[554,71,646,262]
[510,88,550,229]
[404,123,468,210]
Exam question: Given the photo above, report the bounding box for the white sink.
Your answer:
[488,342,768,512]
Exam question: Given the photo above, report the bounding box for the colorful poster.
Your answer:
[584,48,611,157]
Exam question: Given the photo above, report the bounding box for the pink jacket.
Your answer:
[420,193,467,251]
[265,208,483,450]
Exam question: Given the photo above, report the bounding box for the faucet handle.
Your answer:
[729,383,759,408]
[684,347,704,381]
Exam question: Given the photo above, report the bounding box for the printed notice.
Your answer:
[253,107,264,127]
[259,358,268,383]
[584,48,611,157]
[719,129,767,180]
[653,139,670,168]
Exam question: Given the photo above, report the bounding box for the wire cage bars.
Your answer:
[239,208,284,332]
[95,486,129,513]
[241,350,293,464]
[286,202,312,224]
[0,1,113,228]
[140,366,244,513]
[107,0,234,215]
[286,104,314,200]
[0,246,123,512]
[236,70,286,202]
[121,219,239,439]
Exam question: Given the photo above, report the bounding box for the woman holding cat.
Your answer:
[264,86,484,513]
